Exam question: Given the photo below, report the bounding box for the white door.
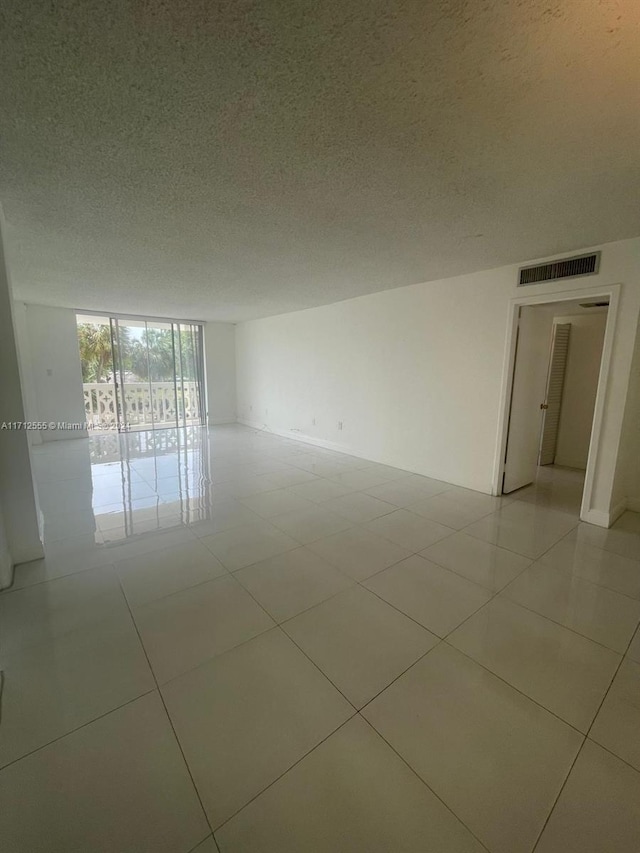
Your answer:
[502,306,553,493]
[539,323,571,465]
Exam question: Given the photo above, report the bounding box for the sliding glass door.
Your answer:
[109,316,205,431]
[173,322,206,427]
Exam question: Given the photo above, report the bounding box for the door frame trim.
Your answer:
[491,282,621,524]
[79,313,207,432]
[538,321,572,466]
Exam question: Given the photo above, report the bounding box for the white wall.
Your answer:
[614,317,640,512]
[204,322,236,424]
[236,237,640,521]
[0,504,11,587]
[24,304,88,441]
[16,310,236,437]
[0,207,43,582]
[12,301,43,445]
[553,312,607,470]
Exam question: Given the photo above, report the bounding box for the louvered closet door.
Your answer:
[539,323,571,465]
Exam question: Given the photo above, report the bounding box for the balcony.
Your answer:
[83,381,201,430]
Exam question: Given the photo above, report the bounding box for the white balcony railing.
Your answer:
[83,381,201,429]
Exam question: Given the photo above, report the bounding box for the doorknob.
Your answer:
[540,403,549,410]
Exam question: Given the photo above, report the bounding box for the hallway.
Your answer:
[1,425,640,852]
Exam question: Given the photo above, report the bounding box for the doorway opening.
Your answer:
[76,313,206,432]
[494,286,619,523]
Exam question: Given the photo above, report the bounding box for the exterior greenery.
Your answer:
[77,322,199,383]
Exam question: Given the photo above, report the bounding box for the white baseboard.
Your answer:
[235,419,496,498]
[0,550,12,589]
[581,500,627,529]
[581,509,610,528]
[12,543,45,564]
[0,542,44,590]
[42,430,89,442]
[608,500,628,525]
[237,418,372,457]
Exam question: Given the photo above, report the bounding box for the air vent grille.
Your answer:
[518,252,600,286]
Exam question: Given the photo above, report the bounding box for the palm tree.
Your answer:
[77,323,132,382]
[130,329,175,381]
[77,323,114,383]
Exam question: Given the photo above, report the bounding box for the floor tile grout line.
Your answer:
[120,568,234,617]
[418,542,533,592]
[274,623,359,710]
[14,430,640,849]
[114,573,217,840]
[198,498,601,670]
[356,518,461,556]
[581,618,640,747]
[355,713,493,853]
[2,616,151,682]
[358,528,521,639]
[187,832,219,853]
[585,731,640,777]
[0,686,158,773]
[208,549,363,711]
[424,534,640,684]
[415,546,512,595]
[0,559,118,597]
[146,561,294,691]
[426,526,633,724]
[359,578,457,636]
[541,525,640,592]
[436,640,591,738]
[528,557,640,604]
[529,736,587,853]
[152,621,276,692]
[112,534,226,569]
[211,545,446,710]
[18,442,577,599]
[355,514,618,737]
[461,521,580,562]
[383,493,580,563]
[354,639,590,853]
[0,573,143,662]
[494,588,638,656]
[211,712,360,839]
[198,514,409,576]
[120,509,496,841]
[354,599,593,740]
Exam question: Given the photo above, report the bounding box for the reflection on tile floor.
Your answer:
[1,426,639,851]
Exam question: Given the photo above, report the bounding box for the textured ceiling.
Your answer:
[1,0,639,323]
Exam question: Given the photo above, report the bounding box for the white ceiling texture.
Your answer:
[1,0,638,322]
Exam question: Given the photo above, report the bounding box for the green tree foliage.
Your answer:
[128,328,199,381]
[77,323,115,383]
[127,329,174,381]
[78,322,200,383]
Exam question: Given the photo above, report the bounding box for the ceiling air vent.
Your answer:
[518,251,600,286]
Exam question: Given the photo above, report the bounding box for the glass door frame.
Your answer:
[76,310,206,433]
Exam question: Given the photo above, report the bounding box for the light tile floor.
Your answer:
[1,425,639,852]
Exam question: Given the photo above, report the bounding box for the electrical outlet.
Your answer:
[338,421,343,431]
